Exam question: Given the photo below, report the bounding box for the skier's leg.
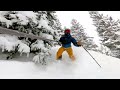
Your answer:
[66,47,75,61]
[56,47,65,60]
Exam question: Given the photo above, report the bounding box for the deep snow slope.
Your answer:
[0,45,103,79]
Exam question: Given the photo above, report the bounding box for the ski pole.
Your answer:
[82,46,102,68]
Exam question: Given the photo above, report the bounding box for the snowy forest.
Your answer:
[0,11,63,64]
[0,11,120,64]
[89,11,120,58]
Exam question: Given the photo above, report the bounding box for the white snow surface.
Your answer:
[0,45,120,79]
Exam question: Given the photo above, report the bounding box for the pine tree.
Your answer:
[89,11,120,57]
[70,19,98,49]
[0,11,62,64]
[70,19,86,42]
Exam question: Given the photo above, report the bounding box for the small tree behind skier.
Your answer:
[56,29,82,61]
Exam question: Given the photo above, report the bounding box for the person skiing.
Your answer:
[56,29,82,61]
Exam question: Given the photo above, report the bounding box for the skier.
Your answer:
[56,29,82,61]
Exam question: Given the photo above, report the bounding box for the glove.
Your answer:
[77,41,82,46]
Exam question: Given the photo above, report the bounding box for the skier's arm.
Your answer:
[71,37,81,47]
[58,37,63,46]
[59,37,62,42]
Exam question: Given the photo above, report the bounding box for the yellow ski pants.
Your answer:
[56,47,75,61]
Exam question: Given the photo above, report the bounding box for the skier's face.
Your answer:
[65,33,70,36]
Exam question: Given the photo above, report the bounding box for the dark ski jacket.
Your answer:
[59,34,80,48]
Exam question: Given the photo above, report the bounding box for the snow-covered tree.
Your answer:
[89,11,120,58]
[0,11,62,64]
[70,19,98,49]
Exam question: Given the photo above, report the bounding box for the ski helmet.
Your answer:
[64,29,71,34]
